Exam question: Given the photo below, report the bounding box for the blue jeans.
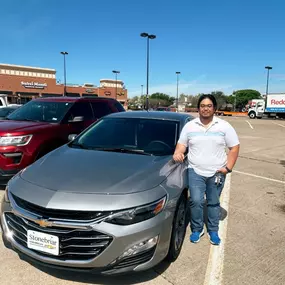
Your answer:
[188,168,226,232]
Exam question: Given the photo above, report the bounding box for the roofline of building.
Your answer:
[100,79,123,82]
[0,63,56,73]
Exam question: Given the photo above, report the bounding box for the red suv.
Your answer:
[0,96,125,184]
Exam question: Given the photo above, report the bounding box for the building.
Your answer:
[0,64,128,108]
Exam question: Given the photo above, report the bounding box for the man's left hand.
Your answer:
[216,168,229,175]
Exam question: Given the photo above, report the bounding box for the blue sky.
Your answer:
[1,0,285,97]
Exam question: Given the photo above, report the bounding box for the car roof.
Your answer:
[33,96,117,103]
[106,110,193,121]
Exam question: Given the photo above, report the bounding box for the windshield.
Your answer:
[70,117,179,156]
[0,107,18,117]
[7,100,73,123]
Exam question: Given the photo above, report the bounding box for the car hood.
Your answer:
[0,120,51,134]
[19,145,175,195]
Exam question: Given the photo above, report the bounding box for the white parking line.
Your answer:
[272,122,285,128]
[233,170,285,184]
[203,174,231,285]
[246,120,254,129]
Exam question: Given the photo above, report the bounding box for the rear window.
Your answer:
[113,101,125,112]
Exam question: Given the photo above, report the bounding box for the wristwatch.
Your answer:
[225,166,232,173]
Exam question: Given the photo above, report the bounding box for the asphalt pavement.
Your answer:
[0,115,284,285]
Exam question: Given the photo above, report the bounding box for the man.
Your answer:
[173,94,240,245]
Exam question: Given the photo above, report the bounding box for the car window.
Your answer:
[71,118,179,156]
[90,101,113,119]
[67,102,93,121]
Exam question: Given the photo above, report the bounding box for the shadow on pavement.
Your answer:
[20,254,170,285]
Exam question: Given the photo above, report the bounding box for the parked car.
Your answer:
[1,111,194,275]
[156,107,171,111]
[0,105,21,120]
[0,96,125,184]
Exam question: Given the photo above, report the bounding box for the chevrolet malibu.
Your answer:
[1,111,193,275]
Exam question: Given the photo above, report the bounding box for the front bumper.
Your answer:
[0,196,175,275]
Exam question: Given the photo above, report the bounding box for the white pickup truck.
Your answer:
[0,94,22,108]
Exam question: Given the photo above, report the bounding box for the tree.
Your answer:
[230,89,262,110]
[210,91,227,109]
[149,93,175,107]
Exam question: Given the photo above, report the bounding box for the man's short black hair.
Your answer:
[197,94,217,110]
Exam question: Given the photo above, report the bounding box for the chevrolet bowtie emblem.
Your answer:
[35,219,53,228]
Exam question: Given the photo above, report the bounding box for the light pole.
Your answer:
[233,90,236,112]
[112,70,120,99]
[265,66,272,95]
[176,72,181,112]
[60,51,68,96]
[140,32,156,110]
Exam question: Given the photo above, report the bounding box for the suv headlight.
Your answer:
[105,196,167,225]
[0,135,32,146]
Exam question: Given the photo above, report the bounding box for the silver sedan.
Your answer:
[1,111,194,275]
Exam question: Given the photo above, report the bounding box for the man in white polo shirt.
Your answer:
[173,94,240,245]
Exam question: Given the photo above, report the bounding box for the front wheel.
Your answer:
[166,193,187,262]
[249,111,256,119]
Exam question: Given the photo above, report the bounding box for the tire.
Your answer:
[166,193,187,262]
[249,111,256,119]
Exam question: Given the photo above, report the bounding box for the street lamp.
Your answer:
[265,66,272,95]
[60,51,68,96]
[112,70,120,98]
[176,72,181,112]
[140,32,156,110]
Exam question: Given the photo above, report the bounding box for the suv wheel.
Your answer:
[166,193,187,262]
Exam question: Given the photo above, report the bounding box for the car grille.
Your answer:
[5,212,113,261]
[11,194,111,221]
[112,248,156,269]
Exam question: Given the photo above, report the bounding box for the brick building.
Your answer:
[0,63,128,108]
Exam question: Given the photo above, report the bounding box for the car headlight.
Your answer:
[0,135,32,146]
[4,186,10,203]
[105,196,167,225]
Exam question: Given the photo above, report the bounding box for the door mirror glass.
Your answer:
[68,116,84,123]
[68,134,77,141]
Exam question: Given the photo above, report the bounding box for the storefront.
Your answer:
[0,64,128,108]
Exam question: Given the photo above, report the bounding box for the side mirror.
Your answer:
[68,116,84,123]
[68,134,77,141]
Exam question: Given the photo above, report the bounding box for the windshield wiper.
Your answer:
[90,147,153,156]
[69,144,152,155]
[23,118,42,122]
[10,118,41,122]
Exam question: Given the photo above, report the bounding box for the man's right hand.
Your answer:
[173,152,185,163]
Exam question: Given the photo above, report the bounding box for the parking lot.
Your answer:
[0,116,284,285]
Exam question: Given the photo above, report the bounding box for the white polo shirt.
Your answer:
[178,116,240,177]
